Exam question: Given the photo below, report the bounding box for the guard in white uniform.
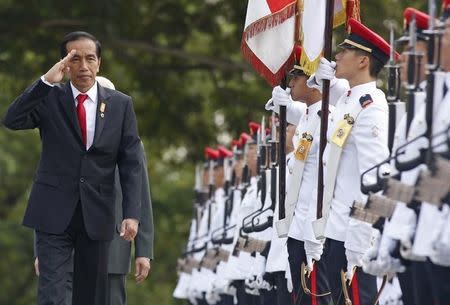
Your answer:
[213,140,245,305]
[212,146,237,305]
[384,8,432,305]
[311,18,393,305]
[272,46,334,305]
[423,7,450,304]
[191,147,220,305]
[224,132,261,305]
[264,122,296,305]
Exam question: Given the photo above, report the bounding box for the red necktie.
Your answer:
[76,94,88,147]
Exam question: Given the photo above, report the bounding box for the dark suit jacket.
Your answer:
[33,143,154,274]
[3,79,142,240]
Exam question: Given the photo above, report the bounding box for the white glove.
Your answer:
[304,240,323,271]
[271,85,292,107]
[345,249,364,280]
[378,233,397,258]
[361,231,382,276]
[306,58,336,89]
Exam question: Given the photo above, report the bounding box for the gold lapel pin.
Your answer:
[100,102,106,118]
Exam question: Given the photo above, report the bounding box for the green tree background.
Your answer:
[0,0,428,304]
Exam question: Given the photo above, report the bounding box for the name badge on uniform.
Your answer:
[331,113,354,147]
[294,132,313,161]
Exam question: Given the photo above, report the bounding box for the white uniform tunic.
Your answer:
[324,81,390,253]
[212,188,243,294]
[288,101,330,243]
[266,156,290,274]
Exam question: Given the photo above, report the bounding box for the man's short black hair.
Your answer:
[60,31,101,59]
[354,49,385,78]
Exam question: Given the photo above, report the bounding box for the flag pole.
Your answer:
[317,0,334,219]
[278,89,287,221]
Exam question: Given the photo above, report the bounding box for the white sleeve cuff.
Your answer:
[265,99,276,112]
[306,75,321,91]
[40,75,55,87]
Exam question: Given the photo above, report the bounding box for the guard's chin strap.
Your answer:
[300,262,332,297]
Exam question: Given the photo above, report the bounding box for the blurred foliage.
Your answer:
[0,0,435,304]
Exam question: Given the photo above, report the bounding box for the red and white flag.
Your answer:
[241,0,297,86]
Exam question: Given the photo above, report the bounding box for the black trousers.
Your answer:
[65,273,127,305]
[428,261,450,305]
[273,271,292,305]
[287,238,332,305]
[410,260,434,305]
[396,263,415,305]
[218,294,234,305]
[259,288,277,305]
[322,239,377,305]
[36,204,110,305]
[232,280,259,305]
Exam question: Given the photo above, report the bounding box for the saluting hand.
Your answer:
[135,257,151,284]
[43,49,76,84]
[120,218,139,241]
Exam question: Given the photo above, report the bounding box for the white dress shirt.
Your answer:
[71,82,98,150]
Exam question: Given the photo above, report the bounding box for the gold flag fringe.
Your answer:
[297,0,361,75]
[299,51,321,76]
[334,0,347,28]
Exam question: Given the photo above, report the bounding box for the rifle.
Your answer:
[240,129,275,234]
[394,0,442,172]
[259,116,268,208]
[359,12,431,194]
[386,22,406,152]
[404,13,423,135]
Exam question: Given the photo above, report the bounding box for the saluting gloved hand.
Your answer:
[345,249,364,280]
[306,58,336,90]
[304,240,323,272]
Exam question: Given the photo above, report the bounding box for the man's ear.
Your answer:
[97,57,101,73]
[359,55,370,70]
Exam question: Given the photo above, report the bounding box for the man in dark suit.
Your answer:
[34,77,154,305]
[3,31,142,305]
[105,149,153,305]
[96,78,154,305]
